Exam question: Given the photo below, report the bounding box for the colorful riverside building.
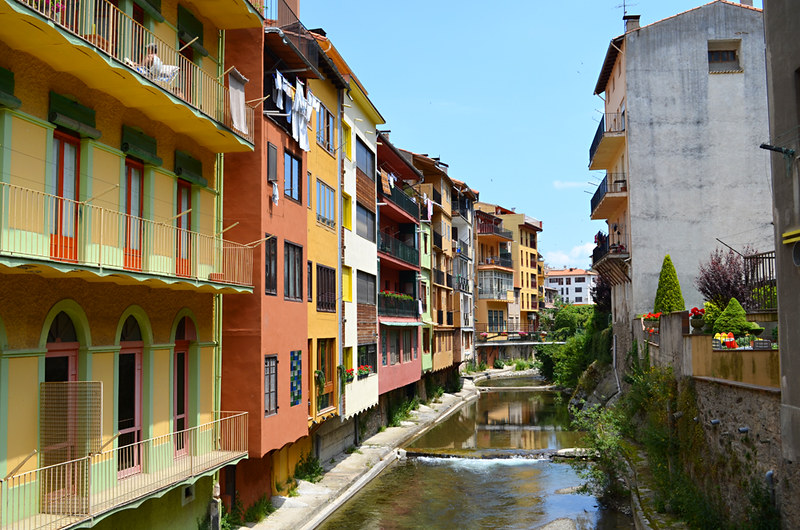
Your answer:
[450,180,478,366]
[405,152,458,378]
[220,2,343,506]
[311,32,384,451]
[375,133,423,402]
[0,0,260,527]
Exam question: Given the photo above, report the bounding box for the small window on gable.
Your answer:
[708,40,741,73]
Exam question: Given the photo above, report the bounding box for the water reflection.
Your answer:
[408,391,583,454]
[475,375,546,387]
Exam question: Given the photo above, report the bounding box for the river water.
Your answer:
[320,379,632,529]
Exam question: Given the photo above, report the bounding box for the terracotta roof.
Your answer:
[546,268,597,277]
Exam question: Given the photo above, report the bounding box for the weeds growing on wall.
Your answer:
[388,396,420,427]
[294,452,324,483]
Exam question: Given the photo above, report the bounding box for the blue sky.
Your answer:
[300,0,763,269]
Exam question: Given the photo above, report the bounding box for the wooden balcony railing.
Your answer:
[0,412,247,530]
[0,182,254,288]
[14,0,254,143]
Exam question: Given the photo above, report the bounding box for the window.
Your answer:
[356,203,375,242]
[265,234,277,295]
[51,131,80,262]
[358,344,377,371]
[576,277,586,283]
[488,310,504,331]
[307,261,313,301]
[708,40,741,72]
[357,271,376,305]
[575,297,583,303]
[264,356,277,416]
[391,330,400,365]
[317,339,334,410]
[316,179,335,226]
[421,282,428,312]
[566,278,571,285]
[403,330,413,362]
[316,103,335,152]
[284,151,301,202]
[290,350,302,406]
[342,193,352,230]
[381,333,387,366]
[356,137,375,180]
[284,242,303,301]
[267,143,278,183]
[307,172,312,208]
[124,158,144,271]
[317,264,336,312]
[342,266,352,302]
[342,121,352,159]
[575,287,582,293]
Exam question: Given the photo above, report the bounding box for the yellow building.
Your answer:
[473,205,515,340]
[0,0,260,527]
[306,64,347,435]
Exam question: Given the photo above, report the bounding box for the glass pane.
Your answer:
[176,351,185,416]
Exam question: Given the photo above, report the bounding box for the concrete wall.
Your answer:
[625,2,773,320]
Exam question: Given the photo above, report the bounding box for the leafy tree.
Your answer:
[591,271,612,315]
[552,305,593,340]
[695,247,753,310]
[713,297,755,335]
[653,254,685,313]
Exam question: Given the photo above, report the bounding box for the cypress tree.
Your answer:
[712,297,752,335]
[653,254,685,313]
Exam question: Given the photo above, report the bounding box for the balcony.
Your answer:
[378,232,419,267]
[447,311,454,326]
[743,251,777,313]
[477,223,513,241]
[446,272,453,288]
[455,274,471,292]
[378,292,418,318]
[4,0,254,151]
[431,186,442,205]
[380,185,420,220]
[0,182,254,292]
[589,113,626,170]
[590,173,627,220]
[478,288,511,301]
[591,232,629,286]
[433,268,446,287]
[452,200,471,221]
[476,321,536,338]
[432,230,443,250]
[0,412,247,529]
[479,255,513,269]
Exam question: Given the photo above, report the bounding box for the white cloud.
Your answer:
[545,242,595,269]
[552,180,585,190]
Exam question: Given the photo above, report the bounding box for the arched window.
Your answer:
[118,315,143,477]
[45,311,78,382]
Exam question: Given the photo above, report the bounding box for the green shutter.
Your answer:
[48,92,101,138]
[174,150,206,187]
[0,67,21,109]
[121,126,162,166]
[133,0,165,23]
[177,5,208,57]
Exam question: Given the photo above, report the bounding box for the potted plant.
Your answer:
[689,307,705,333]
[345,368,355,383]
[643,311,662,331]
[357,365,371,378]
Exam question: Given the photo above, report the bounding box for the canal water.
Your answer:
[320,378,632,529]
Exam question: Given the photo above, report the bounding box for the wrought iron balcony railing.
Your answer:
[480,255,513,268]
[476,322,537,337]
[378,232,419,266]
[477,223,513,240]
[432,230,443,250]
[0,182,254,288]
[0,412,247,529]
[431,187,442,205]
[380,186,420,219]
[590,173,627,215]
[378,292,418,318]
[433,268,446,286]
[15,0,254,144]
[589,113,625,164]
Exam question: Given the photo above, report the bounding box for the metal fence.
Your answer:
[744,251,777,313]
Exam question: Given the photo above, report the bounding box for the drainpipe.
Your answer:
[337,84,344,418]
[213,29,225,492]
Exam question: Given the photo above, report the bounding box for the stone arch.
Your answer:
[169,308,199,343]
[38,299,91,350]
[114,305,154,346]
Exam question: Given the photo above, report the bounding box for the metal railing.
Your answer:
[380,186,419,219]
[475,322,537,336]
[476,223,513,240]
[478,288,510,300]
[265,0,318,69]
[433,268,446,286]
[15,0,254,144]
[377,232,418,266]
[432,230,443,250]
[377,292,418,318]
[589,113,625,164]
[446,311,453,326]
[591,231,627,266]
[744,251,777,313]
[452,200,471,221]
[480,255,513,268]
[0,182,254,288]
[455,274,471,292]
[454,239,470,257]
[590,173,627,214]
[445,273,453,288]
[0,412,247,530]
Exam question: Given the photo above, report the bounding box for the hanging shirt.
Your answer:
[292,79,306,145]
[272,181,279,205]
[273,72,285,110]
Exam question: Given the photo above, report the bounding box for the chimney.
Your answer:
[623,14,640,32]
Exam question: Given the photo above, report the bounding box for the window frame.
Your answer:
[264,234,277,295]
[284,150,302,203]
[356,203,375,242]
[356,270,376,305]
[316,264,336,312]
[284,241,303,301]
[264,355,278,417]
[316,103,335,153]
[355,136,375,180]
[316,179,336,227]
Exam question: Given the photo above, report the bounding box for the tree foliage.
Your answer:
[653,254,685,313]
[695,247,753,310]
[552,304,593,340]
[591,271,612,315]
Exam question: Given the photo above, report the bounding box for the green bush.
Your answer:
[493,358,505,369]
[713,297,754,335]
[389,397,420,426]
[514,358,533,371]
[243,495,275,523]
[703,301,721,332]
[653,254,685,313]
[294,452,324,483]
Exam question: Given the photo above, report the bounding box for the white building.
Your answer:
[545,268,597,305]
[588,2,773,347]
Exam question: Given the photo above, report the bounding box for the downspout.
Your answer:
[213,29,225,492]
[337,85,344,418]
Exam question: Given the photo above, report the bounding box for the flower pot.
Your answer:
[690,318,704,334]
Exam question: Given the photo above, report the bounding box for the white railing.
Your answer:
[0,412,247,530]
[14,0,254,143]
[0,182,254,288]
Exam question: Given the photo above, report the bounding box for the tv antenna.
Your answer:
[615,1,638,15]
